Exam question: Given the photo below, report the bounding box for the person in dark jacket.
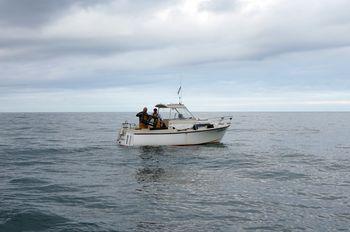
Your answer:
[152,108,162,129]
[136,107,150,129]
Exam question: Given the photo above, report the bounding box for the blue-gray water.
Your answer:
[0,112,349,231]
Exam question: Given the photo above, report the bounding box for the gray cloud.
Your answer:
[0,36,170,63]
[0,0,108,27]
[0,0,178,27]
[0,0,348,62]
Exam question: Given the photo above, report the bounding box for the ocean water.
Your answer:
[0,112,349,231]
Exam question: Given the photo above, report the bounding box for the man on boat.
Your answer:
[152,108,162,129]
[136,107,151,129]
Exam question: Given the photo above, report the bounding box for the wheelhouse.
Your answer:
[155,103,196,120]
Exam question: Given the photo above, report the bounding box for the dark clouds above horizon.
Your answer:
[0,0,350,111]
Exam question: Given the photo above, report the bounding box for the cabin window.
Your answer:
[158,106,195,120]
[175,107,194,119]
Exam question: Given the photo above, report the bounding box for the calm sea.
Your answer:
[0,112,349,231]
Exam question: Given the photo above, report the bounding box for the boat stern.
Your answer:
[117,122,136,146]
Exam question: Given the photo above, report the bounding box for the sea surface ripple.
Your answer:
[0,112,349,231]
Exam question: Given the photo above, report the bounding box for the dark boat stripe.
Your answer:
[133,125,229,135]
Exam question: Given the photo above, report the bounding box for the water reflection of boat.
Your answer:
[136,147,166,183]
[117,103,232,146]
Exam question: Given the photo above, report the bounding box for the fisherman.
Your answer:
[136,107,150,129]
[152,108,162,129]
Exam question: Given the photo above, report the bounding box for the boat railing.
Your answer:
[198,116,233,125]
[122,121,136,129]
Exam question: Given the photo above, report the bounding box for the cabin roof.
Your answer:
[155,103,186,109]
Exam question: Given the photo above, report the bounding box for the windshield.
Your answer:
[159,107,194,119]
[174,107,194,119]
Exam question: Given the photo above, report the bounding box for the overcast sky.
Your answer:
[0,0,349,112]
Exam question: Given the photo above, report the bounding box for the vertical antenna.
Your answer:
[177,78,182,104]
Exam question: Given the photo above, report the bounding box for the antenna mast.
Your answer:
[177,79,182,104]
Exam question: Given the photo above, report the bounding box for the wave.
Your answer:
[9,177,49,185]
[245,170,309,181]
[3,146,104,156]
[0,210,68,232]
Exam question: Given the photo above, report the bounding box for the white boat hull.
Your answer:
[117,126,229,146]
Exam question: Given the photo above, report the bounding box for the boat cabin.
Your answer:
[155,103,197,129]
[155,103,196,120]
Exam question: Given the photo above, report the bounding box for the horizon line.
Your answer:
[1,110,350,113]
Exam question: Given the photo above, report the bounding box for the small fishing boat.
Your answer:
[117,103,232,146]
